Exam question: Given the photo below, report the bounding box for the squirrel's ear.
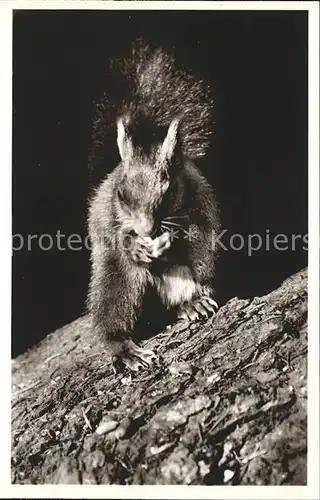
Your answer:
[117,117,133,162]
[160,118,180,162]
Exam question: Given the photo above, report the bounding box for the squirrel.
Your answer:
[87,41,221,371]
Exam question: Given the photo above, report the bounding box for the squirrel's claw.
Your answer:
[120,356,147,372]
[131,246,152,264]
[129,343,157,359]
[176,309,190,322]
[200,295,219,315]
[203,296,219,310]
[193,301,209,318]
[177,295,219,323]
[113,341,157,373]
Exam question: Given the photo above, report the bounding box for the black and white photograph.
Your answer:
[2,0,319,496]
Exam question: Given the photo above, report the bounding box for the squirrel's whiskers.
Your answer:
[161,220,182,228]
[163,215,189,220]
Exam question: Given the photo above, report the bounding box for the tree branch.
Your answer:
[12,268,307,485]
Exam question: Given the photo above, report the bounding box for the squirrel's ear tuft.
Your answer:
[117,117,133,162]
[160,118,180,163]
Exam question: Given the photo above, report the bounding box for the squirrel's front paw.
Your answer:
[147,232,171,258]
[130,232,171,264]
[130,236,153,264]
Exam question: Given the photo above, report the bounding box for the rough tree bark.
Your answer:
[12,268,307,485]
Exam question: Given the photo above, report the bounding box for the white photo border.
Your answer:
[1,1,319,499]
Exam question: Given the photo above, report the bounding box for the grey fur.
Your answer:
[87,42,220,364]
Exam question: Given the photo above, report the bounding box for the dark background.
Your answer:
[12,10,308,357]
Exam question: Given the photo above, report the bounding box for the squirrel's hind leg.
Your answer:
[88,252,157,372]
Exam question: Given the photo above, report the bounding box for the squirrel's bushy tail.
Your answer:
[90,40,214,174]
